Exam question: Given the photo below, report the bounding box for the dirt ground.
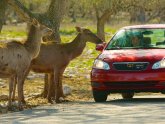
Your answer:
[0,71,93,114]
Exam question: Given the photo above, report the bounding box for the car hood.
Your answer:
[98,49,165,63]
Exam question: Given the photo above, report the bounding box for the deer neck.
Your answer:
[24,25,42,59]
[67,34,86,60]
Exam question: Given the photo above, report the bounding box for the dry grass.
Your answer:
[0,73,93,108]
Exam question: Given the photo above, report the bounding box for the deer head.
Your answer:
[31,19,52,37]
[75,27,103,44]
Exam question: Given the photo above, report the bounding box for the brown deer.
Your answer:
[0,20,52,110]
[30,27,103,103]
[11,27,103,103]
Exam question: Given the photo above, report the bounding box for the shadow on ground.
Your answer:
[1,95,165,124]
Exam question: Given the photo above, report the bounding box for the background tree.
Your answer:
[126,0,165,23]
[79,0,125,41]
[67,0,90,23]
[0,0,8,32]
[6,0,67,42]
[45,0,67,42]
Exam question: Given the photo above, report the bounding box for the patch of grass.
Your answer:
[0,24,27,40]
[0,31,26,39]
[60,29,76,35]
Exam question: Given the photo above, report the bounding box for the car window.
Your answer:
[106,28,165,50]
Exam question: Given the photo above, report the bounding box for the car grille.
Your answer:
[104,81,157,87]
[113,62,149,71]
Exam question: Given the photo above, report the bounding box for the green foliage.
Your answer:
[0,31,26,39]
[20,0,50,12]
[60,29,76,35]
[0,25,26,40]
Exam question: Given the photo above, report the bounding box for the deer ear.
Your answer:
[75,26,82,33]
[32,18,40,27]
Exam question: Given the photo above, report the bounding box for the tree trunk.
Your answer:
[45,0,67,42]
[0,0,8,32]
[129,11,137,23]
[95,9,112,41]
[97,19,105,41]
[137,8,146,24]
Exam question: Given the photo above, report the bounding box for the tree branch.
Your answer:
[100,9,113,24]
[6,0,52,28]
[93,3,100,20]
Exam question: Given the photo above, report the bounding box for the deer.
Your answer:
[31,27,103,103]
[0,20,52,110]
[11,27,103,103]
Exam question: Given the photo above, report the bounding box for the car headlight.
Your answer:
[152,59,165,69]
[93,59,110,70]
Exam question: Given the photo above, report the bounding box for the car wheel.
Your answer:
[93,90,108,102]
[122,92,134,99]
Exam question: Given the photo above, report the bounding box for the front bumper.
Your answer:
[91,69,165,92]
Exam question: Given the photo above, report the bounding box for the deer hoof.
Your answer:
[18,106,24,111]
[8,106,13,111]
[41,92,47,98]
[48,99,54,104]
[21,99,26,104]
[59,97,69,102]
[62,99,70,102]
[55,99,62,104]
[55,97,69,103]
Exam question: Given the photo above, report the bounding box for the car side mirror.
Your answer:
[96,42,107,52]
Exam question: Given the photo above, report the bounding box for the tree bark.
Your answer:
[130,11,137,23]
[96,9,112,41]
[0,0,8,32]
[45,0,67,42]
[137,7,146,23]
[97,20,105,41]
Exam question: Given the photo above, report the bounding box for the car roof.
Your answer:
[121,24,165,29]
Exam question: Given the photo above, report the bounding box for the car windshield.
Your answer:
[106,28,165,50]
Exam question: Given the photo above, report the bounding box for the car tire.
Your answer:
[93,90,108,102]
[122,92,134,99]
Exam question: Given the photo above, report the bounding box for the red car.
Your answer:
[91,24,165,102]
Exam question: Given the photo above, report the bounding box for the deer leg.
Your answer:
[59,67,66,99]
[49,74,56,99]
[41,74,49,98]
[8,76,14,110]
[20,73,28,104]
[47,73,55,103]
[54,70,61,103]
[54,66,67,103]
[17,74,25,111]
[12,76,16,102]
[59,75,64,98]
[20,67,30,104]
